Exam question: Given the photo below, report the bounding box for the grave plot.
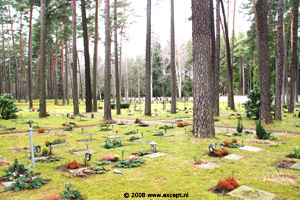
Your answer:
[7,146,29,152]
[70,150,97,156]
[209,176,239,194]
[132,138,150,143]
[77,133,96,143]
[263,175,298,185]
[0,160,10,167]
[193,159,219,169]
[223,154,244,161]
[36,155,64,163]
[103,139,123,149]
[286,146,300,159]
[228,185,278,200]
[238,146,263,152]
[223,138,244,148]
[144,152,167,159]
[275,160,300,171]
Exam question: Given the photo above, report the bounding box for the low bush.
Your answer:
[215,177,239,193]
[65,160,81,169]
[256,120,271,139]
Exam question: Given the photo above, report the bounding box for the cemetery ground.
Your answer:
[0,100,299,199]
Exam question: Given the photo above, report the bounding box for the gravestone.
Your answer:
[228,185,277,200]
[290,162,300,170]
[265,177,296,185]
[35,156,48,160]
[163,134,174,137]
[72,150,97,156]
[223,154,244,160]
[133,138,149,143]
[198,162,219,169]
[238,146,263,152]
[52,143,70,148]
[106,135,122,139]
[82,132,97,135]
[144,152,167,159]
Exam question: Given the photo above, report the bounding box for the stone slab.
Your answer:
[106,135,123,139]
[52,143,69,148]
[144,152,167,159]
[265,177,296,185]
[69,167,88,174]
[228,185,277,200]
[223,154,244,160]
[198,162,219,169]
[82,132,97,135]
[238,146,263,152]
[72,150,97,156]
[224,133,235,137]
[247,139,276,146]
[290,162,300,170]
[133,138,149,143]
[162,134,174,137]
[35,156,48,160]
[2,181,15,187]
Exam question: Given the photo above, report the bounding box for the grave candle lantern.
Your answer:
[209,144,214,154]
[65,184,71,190]
[85,152,92,161]
[215,143,217,149]
[121,150,125,159]
[35,145,41,153]
[141,132,143,138]
[194,157,197,164]
[150,141,157,152]
[81,128,84,133]
[48,128,50,133]
[220,143,225,150]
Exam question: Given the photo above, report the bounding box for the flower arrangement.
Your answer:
[223,139,244,148]
[129,136,140,141]
[38,128,45,133]
[124,130,137,135]
[215,177,239,193]
[213,149,229,157]
[65,160,81,169]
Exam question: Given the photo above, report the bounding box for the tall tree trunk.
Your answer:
[220,0,235,109]
[81,0,93,112]
[210,0,215,107]
[192,0,215,138]
[19,13,24,101]
[72,0,79,114]
[239,57,242,94]
[231,0,236,69]
[39,0,47,118]
[257,0,272,124]
[8,57,11,94]
[252,0,260,82]
[61,39,65,105]
[119,27,123,102]
[123,0,128,103]
[282,23,288,104]
[35,56,39,99]
[214,0,221,116]
[267,0,273,32]
[2,20,7,93]
[92,0,99,112]
[170,0,177,114]
[242,56,245,95]
[104,0,112,120]
[54,28,58,105]
[9,5,19,101]
[114,0,121,114]
[288,0,299,113]
[275,0,284,120]
[78,55,83,102]
[65,41,69,105]
[145,0,152,116]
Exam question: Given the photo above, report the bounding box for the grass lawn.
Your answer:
[0,100,299,199]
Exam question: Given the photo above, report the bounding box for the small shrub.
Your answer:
[177,123,183,127]
[223,141,230,147]
[214,118,220,122]
[256,120,271,139]
[38,128,45,133]
[236,118,243,133]
[103,139,122,149]
[232,138,237,144]
[220,149,228,156]
[294,146,300,158]
[65,160,81,169]
[60,189,83,200]
[0,93,19,119]
[282,104,288,109]
[216,177,239,193]
[46,112,50,116]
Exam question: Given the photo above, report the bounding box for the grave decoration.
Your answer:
[124,130,138,135]
[103,139,122,149]
[177,122,189,127]
[139,121,149,127]
[33,145,53,158]
[208,144,229,157]
[256,120,272,139]
[64,125,73,131]
[45,139,64,147]
[223,139,244,148]
[210,177,239,194]
[286,146,300,159]
[159,125,174,130]
[237,118,243,133]
[38,128,45,133]
[135,118,141,123]
[116,121,126,125]
[0,160,10,167]
[113,156,145,168]
[60,184,84,200]
[153,131,164,136]
[36,155,63,163]
[2,159,50,192]
[129,136,140,141]
[99,124,111,131]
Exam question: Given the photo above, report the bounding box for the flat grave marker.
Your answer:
[144,152,167,159]
[198,162,219,169]
[106,135,123,139]
[290,162,300,170]
[133,138,149,143]
[72,150,97,156]
[223,154,244,160]
[228,185,277,200]
[238,146,263,152]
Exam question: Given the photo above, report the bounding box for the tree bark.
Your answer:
[257,0,272,124]
[123,0,128,103]
[81,0,93,112]
[288,0,299,113]
[9,5,19,101]
[145,0,152,116]
[104,0,112,120]
[72,0,79,114]
[54,28,58,105]
[39,0,47,118]
[231,0,236,69]
[214,0,221,116]
[61,39,65,105]
[92,0,99,112]
[65,41,69,105]
[114,0,121,114]
[170,0,177,114]
[192,0,215,138]
[275,0,284,120]
[220,0,235,109]
[78,55,83,102]
[2,19,7,93]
